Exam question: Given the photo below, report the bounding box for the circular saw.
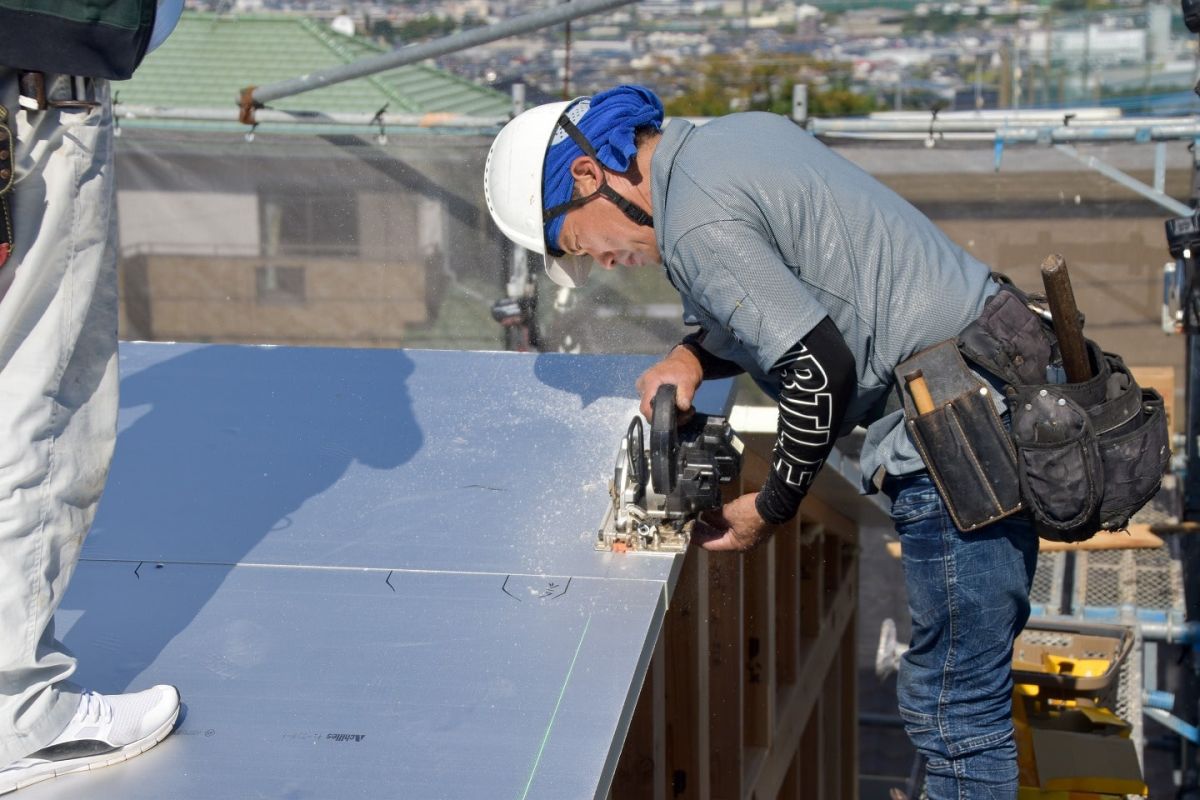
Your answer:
[596,384,743,553]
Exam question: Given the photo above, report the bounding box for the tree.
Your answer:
[656,53,879,118]
[396,15,455,42]
[371,18,395,45]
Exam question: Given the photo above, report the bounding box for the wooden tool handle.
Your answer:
[905,371,935,415]
[1041,254,1092,383]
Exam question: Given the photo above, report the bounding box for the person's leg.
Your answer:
[886,472,1039,800]
[0,70,120,765]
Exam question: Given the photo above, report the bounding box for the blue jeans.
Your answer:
[884,472,1039,800]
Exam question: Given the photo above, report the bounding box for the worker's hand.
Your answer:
[691,492,779,552]
[636,346,703,423]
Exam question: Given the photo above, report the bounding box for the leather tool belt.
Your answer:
[897,277,1170,542]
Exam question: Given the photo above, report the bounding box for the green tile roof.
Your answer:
[118,12,510,118]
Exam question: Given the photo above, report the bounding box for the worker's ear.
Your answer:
[569,156,604,195]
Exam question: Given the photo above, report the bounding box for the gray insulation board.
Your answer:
[25,343,736,799]
[40,562,666,800]
[85,344,737,581]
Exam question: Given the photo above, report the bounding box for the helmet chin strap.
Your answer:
[542,115,654,230]
[595,182,653,227]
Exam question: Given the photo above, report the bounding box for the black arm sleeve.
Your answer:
[676,330,745,381]
[755,317,857,525]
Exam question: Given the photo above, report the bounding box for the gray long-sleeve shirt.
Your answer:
[650,113,999,490]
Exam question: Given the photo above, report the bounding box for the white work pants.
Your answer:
[0,70,119,766]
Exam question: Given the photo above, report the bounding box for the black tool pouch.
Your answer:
[959,284,1170,542]
[1098,389,1169,529]
[895,340,1023,531]
[1010,383,1104,538]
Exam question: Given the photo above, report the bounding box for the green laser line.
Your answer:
[519,613,593,800]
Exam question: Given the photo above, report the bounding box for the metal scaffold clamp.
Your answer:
[238,86,259,127]
[925,105,945,149]
[371,104,388,145]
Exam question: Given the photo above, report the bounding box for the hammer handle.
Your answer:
[1041,254,1092,383]
[905,371,936,415]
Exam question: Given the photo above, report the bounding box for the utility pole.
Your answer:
[974,53,982,110]
[1082,0,1093,102]
[1013,39,1022,111]
[1043,2,1053,107]
[1000,39,1012,108]
[563,0,573,100]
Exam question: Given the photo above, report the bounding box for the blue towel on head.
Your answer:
[542,85,664,252]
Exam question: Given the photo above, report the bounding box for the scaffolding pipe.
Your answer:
[819,129,1200,144]
[867,108,1122,122]
[810,116,1200,136]
[1133,618,1200,644]
[127,104,1200,146]
[1055,143,1192,217]
[120,104,507,130]
[240,0,636,120]
[1001,124,1200,143]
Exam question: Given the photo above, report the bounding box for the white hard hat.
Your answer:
[483,100,594,289]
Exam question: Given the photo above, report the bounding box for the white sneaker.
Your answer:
[0,686,180,795]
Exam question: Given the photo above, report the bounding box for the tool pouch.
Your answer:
[895,339,1023,531]
[1009,380,1105,539]
[959,284,1170,542]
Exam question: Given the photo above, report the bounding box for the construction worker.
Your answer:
[0,1,184,793]
[483,84,1039,799]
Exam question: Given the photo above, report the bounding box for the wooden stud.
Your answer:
[823,532,842,604]
[799,524,824,641]
[774,525,800,692]
[696,551,712,800]
[665,551,707,799]
[707,549,744,800]
[744,536,776,751]
[748,569,858,799]
[839,614,859,800]
[801,697,823,799]
[825,647,844,796]
[612,655,658,799]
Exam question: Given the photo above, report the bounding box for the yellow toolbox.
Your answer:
[1011,619,1147,798]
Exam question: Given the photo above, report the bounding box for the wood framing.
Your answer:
[610,424,860,800]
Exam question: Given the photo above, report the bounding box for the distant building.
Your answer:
[114,12,511,349]
[721,0,763,16]
[1025,27,1146,65]
[832,8,905,38]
